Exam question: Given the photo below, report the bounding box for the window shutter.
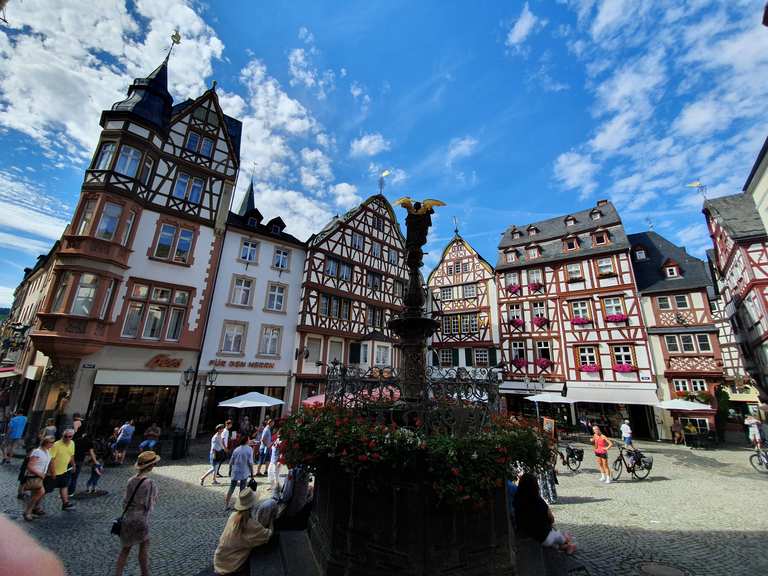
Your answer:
[349,343,361,364]
[432,350,439,366]
[489,348,498,366]
[465,348,473,367]
[451,348,459,367]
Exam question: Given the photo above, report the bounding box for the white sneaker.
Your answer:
[599,474,605,481]
[604,477,611,484]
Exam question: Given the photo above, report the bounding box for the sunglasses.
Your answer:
[64,435,74,439]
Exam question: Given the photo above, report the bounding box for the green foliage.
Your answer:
[280,405,550,506]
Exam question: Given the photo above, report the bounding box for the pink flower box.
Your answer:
[528,282,544,292]
[605,313,628,323]
[532,316,549,328]
[534,358,553,369]
[511,358,528,369]
[572,316,591,325]
[509,318,525,328]
[613,363,636,373]
[579,364,600,373]
[506,283,521,294]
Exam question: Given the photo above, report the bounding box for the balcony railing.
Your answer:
[31,314,111,358]
[60,234,132,268]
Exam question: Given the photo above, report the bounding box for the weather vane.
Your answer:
[645,217,654,231]
[165,30,181,62]
[378,169,390,195]
[453,216,460,236]
[686,179,707,200]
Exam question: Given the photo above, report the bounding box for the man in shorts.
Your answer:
[3,410,27,464]
[114,419,135,464]
[745,416,763,449]
[620,419,633,447]
[49,429,76,510]
[256,419,272,477]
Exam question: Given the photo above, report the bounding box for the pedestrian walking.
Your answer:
[114,420,135,464]
[221,419,236,478]
[267,431,281,491]
[214,487,273,575]
[40,418,57,441]
[69,428,97,497]
[671,419,683,444]
[200,424,227,486]
[591,425,613,484]
[3,410,27,463]
[138,423,162,452]
[22,435,54,521]
[255,419,272,477]
[86,460,104,493]
[50,429,76,510]
[17,446,34,499]
[620,419,633,447]
[114,451,160,576]
[225,435,254,511]
[745,415,763,449]
[72,413,83,434]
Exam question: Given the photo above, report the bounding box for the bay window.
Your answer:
[94,142,116,170]
[76,200,97,235]
[120,282,191,342]
[166,308,185,342]
[142,305,166,340]
[98,279,117,320]
[139,157,154,185]
[115,145,142,178]
[121,210,136,246]
[95,202,123,241]
[70,274,99,316]
[375,345,390,367]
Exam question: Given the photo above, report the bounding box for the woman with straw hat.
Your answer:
[214,487,273,575]
[114,451,160,576]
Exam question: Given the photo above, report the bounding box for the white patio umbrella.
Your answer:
[218,391,284,409]
[525,392,577,404]
[656,399,715,412]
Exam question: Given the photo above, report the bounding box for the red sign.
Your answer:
[146,354,183,369]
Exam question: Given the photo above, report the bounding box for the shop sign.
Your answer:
[208,359,275,369]
[146,354,183,369]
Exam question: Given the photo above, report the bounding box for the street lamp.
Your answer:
[183,366,195,387]
[207,366,218,388]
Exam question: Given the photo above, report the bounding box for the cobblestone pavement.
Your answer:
[0,442,277,576]
[2,440,767,575]
[553,440,768,576]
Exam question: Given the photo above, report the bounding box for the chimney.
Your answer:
[596,199,609,207]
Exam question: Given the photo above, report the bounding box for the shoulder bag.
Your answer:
[111,477,147,536]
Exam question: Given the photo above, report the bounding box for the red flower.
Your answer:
[371,453,381,460]
[357,454,369,462]
[414,417,423,428]
[368,440,377,449]
[451,467,461,477]
[335,419,342,427]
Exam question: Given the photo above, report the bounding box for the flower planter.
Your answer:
[605,314,628,323]
[572,316,591,325]
[579,364,600,373]
[509,318,525,329]
[505,284,521,295]
[612,363,636,373]
[534,358,553,370]
[532,316,549,328]
[510,358,528,369]
[527,282,544,292]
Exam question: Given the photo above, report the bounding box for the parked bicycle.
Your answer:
[611,444,653,481]
[750,446,768,474]
[558,444,584,472]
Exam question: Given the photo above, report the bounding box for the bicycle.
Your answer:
[611,444,652,481]
[558,444,584,472]
[749,446,768,473]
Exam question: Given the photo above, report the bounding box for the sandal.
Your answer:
[23,514,34,522]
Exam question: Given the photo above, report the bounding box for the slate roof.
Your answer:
[110,60,173,133]
[496,201,629,270]
[626,231,712,294]
[228,184,304,248]
[703,193,766,240]
[308,194,405,248]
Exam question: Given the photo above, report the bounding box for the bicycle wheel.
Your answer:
[750,453,768,473]
[567,456,581,472]
[631,461,651,480]
[611,458,622,480]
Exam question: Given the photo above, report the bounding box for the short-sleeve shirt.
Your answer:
[50,440,75,476]
[230,444,254,481]
[28,447,51,477]
[8,415,27,439]
[117,424,135,442]
[260,426,272,447]
[211,433,224,453]
[270,442,279,464]
[620,424,632,437]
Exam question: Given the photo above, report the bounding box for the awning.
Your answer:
[500,381,563,395]
[0,371,19,379]
[564,387,659,406]
[657,399,715,412]
[526,393,576,404]
[94,370,182,387]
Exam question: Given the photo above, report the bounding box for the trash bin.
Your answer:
[171,430,187,460]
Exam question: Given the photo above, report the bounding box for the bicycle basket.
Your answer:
[640,455,653,469]
[570,448,584,461]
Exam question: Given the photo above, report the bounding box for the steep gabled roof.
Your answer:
[426,233,494,284]
[108,59,173,132]
[308,194,405,248]
[627,231,712,294]
[703,193,766,241]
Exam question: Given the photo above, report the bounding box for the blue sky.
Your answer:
[1,1,767,306]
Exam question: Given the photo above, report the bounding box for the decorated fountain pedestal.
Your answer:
[283,199,548,576]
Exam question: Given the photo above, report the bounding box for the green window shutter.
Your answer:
[489,348,498,366]
[451,348,459,366]
[349,343,361,364]
[432,350,439,365]
[465,348,473,367]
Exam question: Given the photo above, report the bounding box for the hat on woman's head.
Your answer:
[135,451,161,470]
[234,487,257,511]
[215,423,225,431]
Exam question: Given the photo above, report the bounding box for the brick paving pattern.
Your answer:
[1,440,767,575]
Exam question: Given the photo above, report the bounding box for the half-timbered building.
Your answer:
[496,200,656,435]
[628,231,722,437]
[291,194,407,409]
[427,232,499,376]
[704,192,768,417]
[28,57,242,435]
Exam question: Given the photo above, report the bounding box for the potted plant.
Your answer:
[697,391,713,404]
[605,313,628,323]
[528,282,544,292]
[510,317,525,328]
[579,364,600,373]
[534,358,553,370]
[612,363,636,373]
[532,316,549,328]
[510,358,528,369]
[506,283,521,295]
[572,316,591,325]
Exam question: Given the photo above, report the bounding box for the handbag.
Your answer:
[24,476,44,491]
[214,449,227,463]
[247,476,258,492]
[111,477,147,536]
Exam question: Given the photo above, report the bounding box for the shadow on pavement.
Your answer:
[554,496,611,505]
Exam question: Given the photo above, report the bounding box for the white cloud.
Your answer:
[0,286,15,308]
[299,147,333,191]
[506,2,542,49]
[0,231,53,255]
[350,133,391,157]
[350,81,371,114]
[445,136,478,168]
[330,183,361,208]
[590,0,638,39]
[287,27,335,100]
[249,183,333,241]
[553,151,598,199]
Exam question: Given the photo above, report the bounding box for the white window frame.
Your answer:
[474,348,489,366]
[231,276,254,307]
[635,248,646,260]
[351,232,364,250]
[674,295,689,309]
[612,345,633,365]
[664,335,680,353]
[578,346,597,366]
[604,297,623,316]
[115,145,142,178]
[221,322,246,354]
[265,282,286,312]
[439,348,453,367]
[536,340,551,360]
[508,303,522,320]
[597,257,614,275]
[440,286,452,301]
[372,242,382,258]
[657,296,671,310]
[258,325,282,357]
[696,334,712,352]
[511,341,525,360]
[95,202,123,242]
[375,345,390,367]
[566,262,582,280]
[673,379,689,392]
[273,247,291,270]
[528,269,543,284]
[532,301,546,318]
[691,379,707,392]
[571,300,590,319]
[680,335,695,353]
[666,266,679,278]
[462,284,477,298]
[239,239,259,263]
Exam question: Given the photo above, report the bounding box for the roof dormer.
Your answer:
[591,228,610,247]
[267,216,286,234]
[633,245,647,261]
[590,208,602,221]
[565,216,577,227]
[527,225,539,237]
[504,249,518,263]
[662,258,682,278]
[525,244,541,260]
[563,234,580,252]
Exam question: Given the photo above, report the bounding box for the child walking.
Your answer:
[86,460,104,493]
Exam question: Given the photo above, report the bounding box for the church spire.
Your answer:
[237,178,257,217]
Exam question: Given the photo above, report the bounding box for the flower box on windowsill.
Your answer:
[566,276,584,283]
[598,272,618,279]
[579,364,600,373]
[509,318,525,329]
[528,282,544,293]
[511,358,528,370]
[605,313,628,323]
[505,283,522,295]
[534,358,553,370]
[532,316,549,328]
[572,316,592,325]
[612,363,636,373]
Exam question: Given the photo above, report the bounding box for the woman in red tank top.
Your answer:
[592,426,614,484]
